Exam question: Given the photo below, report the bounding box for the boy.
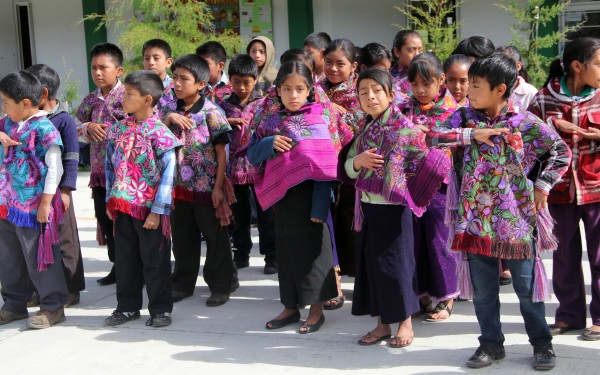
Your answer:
[196,41,232,103]
[104,70,181,327]
[161,54,237,306]
[26,64,85,307]
[142,38,175,99]
[218,54,276,275]
[76,43,126,286]
[426,53,571,371]
[303,32,329,82]
[0,71,67,329]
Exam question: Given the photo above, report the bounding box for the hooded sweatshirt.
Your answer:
[247,36,278,92]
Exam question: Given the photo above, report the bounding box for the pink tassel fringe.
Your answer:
[458,253,473,300]
[533,256,551,302]
[352,189,363,232]
[37,191,64,271]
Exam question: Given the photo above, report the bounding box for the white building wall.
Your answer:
[459,0,522,47]
[271,0,289,63]
[0,1,21,80]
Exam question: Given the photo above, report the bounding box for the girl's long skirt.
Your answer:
[332,182,356,276]
[352,203,419,324]
[274,180,338,308]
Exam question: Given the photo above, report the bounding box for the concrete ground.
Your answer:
[0,172,598,375]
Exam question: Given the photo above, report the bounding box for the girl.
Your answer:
[358,43,393,72]
[247,36,278,92]
[443,54,471,107]
[390,30,423,104]
[528,37,600,341]
[498,45,539,110]
[341,68,449,347]
[248,61,339,334]
[403,53,459,321]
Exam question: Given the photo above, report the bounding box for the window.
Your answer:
[14,2,36,69]
[560,0,600,51]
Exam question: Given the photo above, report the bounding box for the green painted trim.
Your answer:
[287,0,313,48]
[537,0,560,58]
[82,0,108,92]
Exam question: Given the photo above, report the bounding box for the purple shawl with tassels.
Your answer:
[254,102,339,209]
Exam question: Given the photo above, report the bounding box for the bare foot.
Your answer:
[266,308,298,329]
[359,322,391,344]
[588,324,600,332]
[390,318,414,347]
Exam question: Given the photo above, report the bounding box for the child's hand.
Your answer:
[0,132,21,155]
[212,187,224,208]
[534,189,548,212]
[310,217,323,223]
[143,212,160,230]
[106,209,113,221]
[575,127,600,141]
[554,119,585,134]
[228,118,248,130]
[273,135,293,153]
[332,103,347,115]
[416,124,430,133]
[473,128,509,146]
[87,122,109,142]
[36,202,51,223]
[61,190,71,212]
[168,113,195,130]
[354,148,384,171]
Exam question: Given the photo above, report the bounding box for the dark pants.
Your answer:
[231,184,276,264]
[332,183,356,275]
[92,186,115,263]
[114,214,172,315]
[468,252,552,351]
[550,202,600,328]
[60,193,85,293]
[0,219,68,313]
[171,201,236,295]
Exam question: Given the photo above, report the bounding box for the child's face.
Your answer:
[277,73,310,112]
[172,67,206,101]
[230,74,257,100]
[467,76,506,111]
[122,84,151,115]
[357,78,393,118]
[410,74,444,105]
[324,50,357,85]
[445,63,469,104]
[578,49,600,89]
[143,47,172,80]
[394,36,423,68]
[0,93,29,122]
[91,54,123,92]
[200,56,224,86]
[249,41,267,68]
[304,45,324,70]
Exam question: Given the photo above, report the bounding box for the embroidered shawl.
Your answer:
[206,82,233,103]
[390,66,412,105]
[253,102,340,209]
[320,72,365,133]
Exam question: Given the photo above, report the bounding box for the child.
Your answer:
[358,43,393,72]
[247,36,278,92]
[104,70,181,327]
[248,61,339,334]
[390,30,423,103]
[443,54,471,107]
[26,64,85,308]
[218,54,277,275]
[196,41,232,103]
[341,68,449,348]
[498,45,538,110]
[426,53,571,370]
[161,54,237,307]
[303,32,329,82]
[76,42,126,286]
[403,53,459,321]
[452,36,495,62]
[143,38,173,92]
[0,71,67,329]
[527,37,600,341]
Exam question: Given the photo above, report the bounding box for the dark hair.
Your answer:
[452,36,495,60]
[246,39,266,54]
[228,54,258,78]
[324,38,357,64]
[124,70,164,107]
[171,54,210,83]
[392,30,421,52]
[468,52,517,99]
[274,61,315,103]
[196,41,227,64]
[497,45,531,83]
[443,54,471,73]
[280,48,315,72]
[545,37,600,86]
[25,64,60,100]
[303,32,329,51]
[90,42,123,67]
[0,71,43,106]
[358,43,392,69]
[357,68,394,96]
[408,52,443,83]
[317,32,332,45]
[142,38,172,59]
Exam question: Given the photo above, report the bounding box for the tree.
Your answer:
[395,0,462,62]
[83,0,241,73]
[496,0,582,88]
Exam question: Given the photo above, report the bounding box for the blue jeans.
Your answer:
[468,252,552,351]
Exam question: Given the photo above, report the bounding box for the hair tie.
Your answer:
[560,58,565,71]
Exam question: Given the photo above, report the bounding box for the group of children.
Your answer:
[0,28,599,372]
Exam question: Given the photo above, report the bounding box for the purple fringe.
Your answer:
[533,256,551,302]
[444,169,459,226]
[352,189,363,232]
[531,207,557,302]
[37,191,64,271]
[457,253,473,300]
[7,208,38,229]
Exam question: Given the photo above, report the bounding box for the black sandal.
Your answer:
[425,301,454,322]
[265,310,300,330]
[323,295,345,310]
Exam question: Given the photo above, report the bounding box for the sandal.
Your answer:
[298,314,325,334]
[388,335,414,348]
[265,310,300,330]
[425,301,454,322]
[357,331,391,346]
[323,295,345,310]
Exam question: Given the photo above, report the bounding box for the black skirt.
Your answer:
[274,180,337,308]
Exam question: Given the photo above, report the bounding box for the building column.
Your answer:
[81,0,107,92]
[287,0,313,48]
